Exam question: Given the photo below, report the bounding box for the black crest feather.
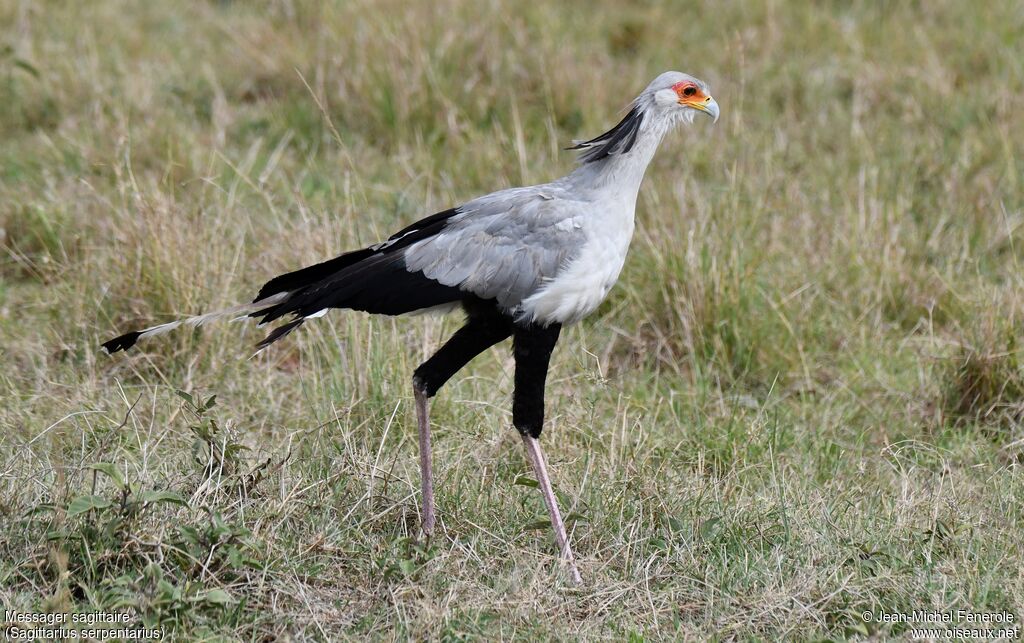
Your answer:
[566,105,644,164]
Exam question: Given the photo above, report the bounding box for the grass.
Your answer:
[1,0,1023,639]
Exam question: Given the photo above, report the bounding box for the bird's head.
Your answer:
[643,71,719,124]
[568,71,718,165]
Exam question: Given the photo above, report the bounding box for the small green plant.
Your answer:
[176,390,249,481]
[26,462,187,600]
[176,389,289,498]
[21,459,255,634]
[375,535,439,581]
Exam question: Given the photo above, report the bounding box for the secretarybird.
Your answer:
[103,71,719,584]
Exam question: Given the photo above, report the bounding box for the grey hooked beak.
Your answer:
[699,96,720,123]
[678,88,720,123]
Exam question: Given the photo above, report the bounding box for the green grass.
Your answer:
[2,0,1024,639]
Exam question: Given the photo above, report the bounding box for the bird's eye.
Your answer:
[682,86,697,97]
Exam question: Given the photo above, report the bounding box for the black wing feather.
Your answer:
[249,207,465,348]
[254,207,460,302]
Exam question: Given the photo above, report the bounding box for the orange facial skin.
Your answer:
[671,81,708,107]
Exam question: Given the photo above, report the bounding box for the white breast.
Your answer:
[518,201,636,325]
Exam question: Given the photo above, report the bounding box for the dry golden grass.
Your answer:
[2,0,1023,639]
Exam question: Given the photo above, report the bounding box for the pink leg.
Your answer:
[415,387,435,536]
[522,435,582,585]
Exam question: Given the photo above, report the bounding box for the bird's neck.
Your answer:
[567,114,670,200]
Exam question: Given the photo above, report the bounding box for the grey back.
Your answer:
[403,185,589,312]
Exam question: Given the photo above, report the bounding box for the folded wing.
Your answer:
[404,187,587,314]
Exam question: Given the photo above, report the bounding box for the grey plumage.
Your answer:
[403,186,587,315]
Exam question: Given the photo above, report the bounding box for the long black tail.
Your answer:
[249,253,463,350]
[102,207,465,354]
